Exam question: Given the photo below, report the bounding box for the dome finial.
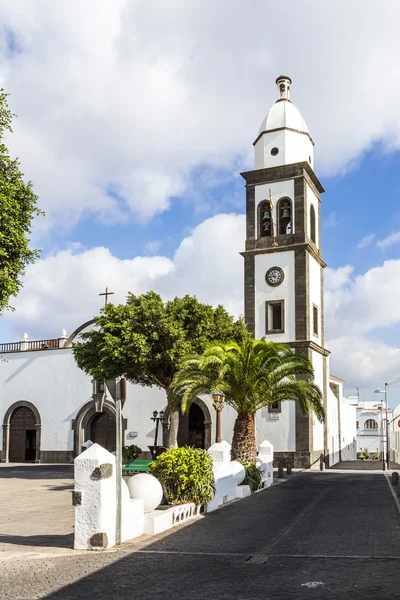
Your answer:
[275,75,292,102]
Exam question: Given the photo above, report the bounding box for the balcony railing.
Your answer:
[0,338,61,353]
[357,430,381,436]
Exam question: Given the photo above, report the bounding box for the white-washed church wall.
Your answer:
[0,349,92,458]
[255,400,296,452]
[311,350,324,452]
[254,251,296,343]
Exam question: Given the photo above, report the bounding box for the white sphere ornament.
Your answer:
[127,473,163,512]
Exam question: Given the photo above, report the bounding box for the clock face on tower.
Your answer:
[265,266,284,287]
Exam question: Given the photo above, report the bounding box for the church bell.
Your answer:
[262,211,271,220]
[281,208,290,219]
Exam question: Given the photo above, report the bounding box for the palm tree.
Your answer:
[173,337,325,464]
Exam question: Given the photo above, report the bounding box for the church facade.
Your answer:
[0,76,356,467]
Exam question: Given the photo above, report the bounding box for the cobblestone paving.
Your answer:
[1,470,400,599]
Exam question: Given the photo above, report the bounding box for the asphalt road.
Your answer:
[2,467,400,599]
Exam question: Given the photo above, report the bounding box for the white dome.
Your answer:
[258,101,309,135]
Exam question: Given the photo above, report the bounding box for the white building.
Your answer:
[356,401,390,458]
[0,75,356,467]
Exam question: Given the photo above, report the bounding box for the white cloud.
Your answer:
[326,261,400,394]
[0,1,400,229]
[328,336,400,388]
[357,233,376,249]
[143,240,162,255]
[377,231,400,249]
[1,214,245,339]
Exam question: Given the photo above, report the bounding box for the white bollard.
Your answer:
[73,443,145,550]
[73,443,117,550]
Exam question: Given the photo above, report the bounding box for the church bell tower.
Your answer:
[241,75,329,468]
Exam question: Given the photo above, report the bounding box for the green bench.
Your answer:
[122,459,153,474]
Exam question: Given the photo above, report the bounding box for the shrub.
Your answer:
[359,454,365,460]
[150,446,215,506]
[122,444,142,463]
[374,452,380,460]
[239,461,262,493]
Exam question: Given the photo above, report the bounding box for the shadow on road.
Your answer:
[0,533,74,548]
[0,465,74,479]
[330,460,400,471]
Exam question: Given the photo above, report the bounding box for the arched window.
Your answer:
[277,197,292,235]
[258,200,272,238]
[310,204,316,243]
[364,419,378,430]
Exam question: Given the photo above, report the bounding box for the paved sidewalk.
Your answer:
[1,469,400,599]
[0,464,75,560]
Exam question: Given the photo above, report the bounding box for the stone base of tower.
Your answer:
[273,450,323,470]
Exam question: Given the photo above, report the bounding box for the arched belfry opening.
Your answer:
[310,204,316,243]
[277,197,292,235]
[2,401,41,463]
[258,200,272,238]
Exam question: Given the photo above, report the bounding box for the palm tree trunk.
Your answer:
[231,413,257,464]
[167,387,180,448]
[168,408,179,448]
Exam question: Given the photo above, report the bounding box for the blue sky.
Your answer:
[1,0,400,404]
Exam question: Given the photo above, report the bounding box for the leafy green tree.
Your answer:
[173,337,325,464]
[73,291,248,446]
[0,89,43,313]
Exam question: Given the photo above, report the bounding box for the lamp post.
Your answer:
[375,384,389,470]
[150,410,165,460]
[211,392,225,443]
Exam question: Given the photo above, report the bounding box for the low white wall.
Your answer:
[73,439,275,550]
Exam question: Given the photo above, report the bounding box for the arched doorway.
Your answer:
[2,402,41,463]
[89,412,116,452]
[188,404,205,448]
[175,399,212,449]
[72,399,127,457]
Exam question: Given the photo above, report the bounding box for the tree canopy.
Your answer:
[0,89,43,313]
[173,338,324,463]
[73,291,248,445]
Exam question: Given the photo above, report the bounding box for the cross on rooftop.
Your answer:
[99,287,115,307]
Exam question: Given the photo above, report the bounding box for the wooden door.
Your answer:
[90,412,116,452]
[9,407,36,462]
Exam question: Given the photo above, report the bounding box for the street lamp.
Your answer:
[150,410,165,461]
[374,384,389,470]
[211,391,225,443]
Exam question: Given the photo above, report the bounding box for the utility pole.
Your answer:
[115,377,125,546]
[385,382,390,470]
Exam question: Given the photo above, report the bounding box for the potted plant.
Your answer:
[122,444,142,464]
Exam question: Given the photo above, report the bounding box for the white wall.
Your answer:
[254,129,313,170]
[339,400,357,461]
[254,251,295,342]
[311,350,324,452]
[0,349,92,452]
[255,400,296,452]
